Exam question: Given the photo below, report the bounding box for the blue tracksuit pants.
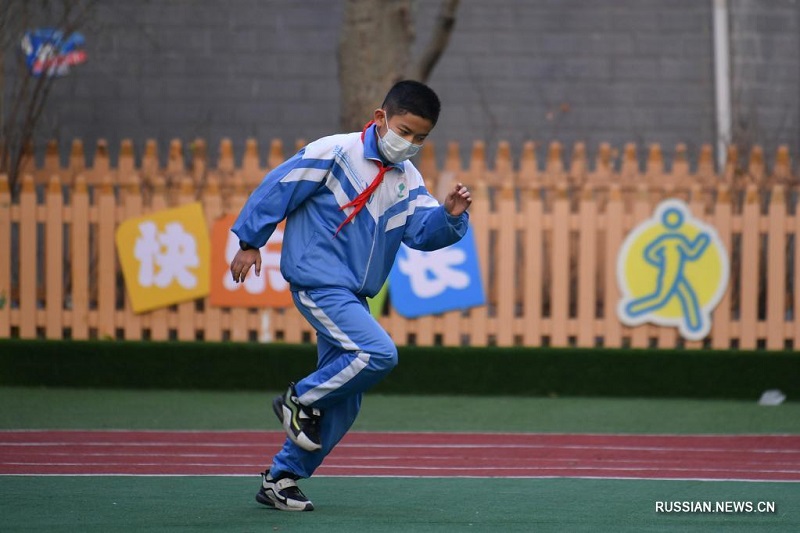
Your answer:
[269,287,398,479]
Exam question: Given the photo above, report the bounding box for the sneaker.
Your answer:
[272,382,322,452]
[255,471,314,512]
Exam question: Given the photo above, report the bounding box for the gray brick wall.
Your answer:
[4,0,797,170]
[730,0,800,159]
[415,0,716,165]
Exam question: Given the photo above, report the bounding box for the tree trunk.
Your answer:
[338,0,414,132]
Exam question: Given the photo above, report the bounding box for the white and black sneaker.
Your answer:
[256,471,314,512]
[273,382,322,452]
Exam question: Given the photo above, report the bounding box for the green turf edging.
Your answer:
[0,339,798,400]
[380,346,800,401]
[0,339,317,391]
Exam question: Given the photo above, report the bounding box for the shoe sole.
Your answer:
[256,488,314,512]
[272,395,322,452]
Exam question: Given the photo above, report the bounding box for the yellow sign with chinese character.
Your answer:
[116,202,210,314]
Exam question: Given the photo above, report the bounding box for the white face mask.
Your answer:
[378,114,421,163]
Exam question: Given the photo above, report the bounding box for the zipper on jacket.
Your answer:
[356,179,384,294]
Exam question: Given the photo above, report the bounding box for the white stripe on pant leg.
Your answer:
[298,351,371,405]
[297,291,359,351]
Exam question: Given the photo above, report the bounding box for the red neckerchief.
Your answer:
[334,120,391,236]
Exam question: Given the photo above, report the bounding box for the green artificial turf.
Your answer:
[0,387,798,434]
[1,476,796,533]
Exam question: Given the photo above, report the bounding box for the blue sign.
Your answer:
[388,225,485,318]
[21,28,87,77]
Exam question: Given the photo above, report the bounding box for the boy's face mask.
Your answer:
[378,112,421,163]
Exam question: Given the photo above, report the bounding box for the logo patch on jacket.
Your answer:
[395,181,408,199]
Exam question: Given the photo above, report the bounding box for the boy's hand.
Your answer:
[230,248,262,283]
[444,182,472,217]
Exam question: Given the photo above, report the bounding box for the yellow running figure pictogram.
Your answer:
[617,199,729,341]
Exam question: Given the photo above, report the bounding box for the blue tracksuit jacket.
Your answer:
[231,123,469,297]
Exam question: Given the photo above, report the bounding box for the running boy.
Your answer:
[230,80,471,511]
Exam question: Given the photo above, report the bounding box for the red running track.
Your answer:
[1,431,799,482]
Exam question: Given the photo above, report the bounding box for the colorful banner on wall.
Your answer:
[208,215,292,308]
[616,199,729,341]
[21,28,87,77]
[116,203,210,314]
[388,225,485,318]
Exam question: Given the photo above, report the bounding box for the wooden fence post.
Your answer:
[748,146,765,185]
[620,143,639,187]
[147,176,169,341]
[218,138,235,177]
[766,185,786,349]
[711,184,733,349]
[167,139,184,176]
[418,141,438,195]
[697,144,716,187]
[45,175,64,339]
[43,140,60,185]
[603,184,624,347]
[242,138,262,189]
[519,141,539,184]
[773,146,792,185]
[544,142,564,187]
[685,183,706,349]
[69,139,85,185]
[267,139,284,172]
[645,144,664,188]
[0,174,10,337]
[522,182,543,346]
[468,141,489,346]
[91,140,111,188]
[228,172,250,342]
[569,142,587,187]
[121,172,143,340]
[739,185,760,348]
[550,183,570,346]
[495,141,516,346]
[70,175,90,339]
[795,183,800,349]
[119,140,136,192]
[97,174,116,339]
[18,175,37,338]
[672,144,690,189]
[176,176,197,341]
[576,184,597,347]
[439,141,463,346]
[590,143,613,186]
[202,174,223,342]
[723,145,738,185]
[190,139,206,191]
[630,184,651,348]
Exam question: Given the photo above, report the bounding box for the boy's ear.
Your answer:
[373,108,388,127]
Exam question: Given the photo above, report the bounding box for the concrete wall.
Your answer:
[730,0,800,157]
[6,0,798,169]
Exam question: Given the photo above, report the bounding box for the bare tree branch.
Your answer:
[409,0,459,82]
[0,0,97,195]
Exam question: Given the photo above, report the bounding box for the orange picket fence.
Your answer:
[0,137,798,349]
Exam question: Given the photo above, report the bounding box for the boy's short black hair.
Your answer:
[382,80,441,125]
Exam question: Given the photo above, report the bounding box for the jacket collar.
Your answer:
[361,122,405,172]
